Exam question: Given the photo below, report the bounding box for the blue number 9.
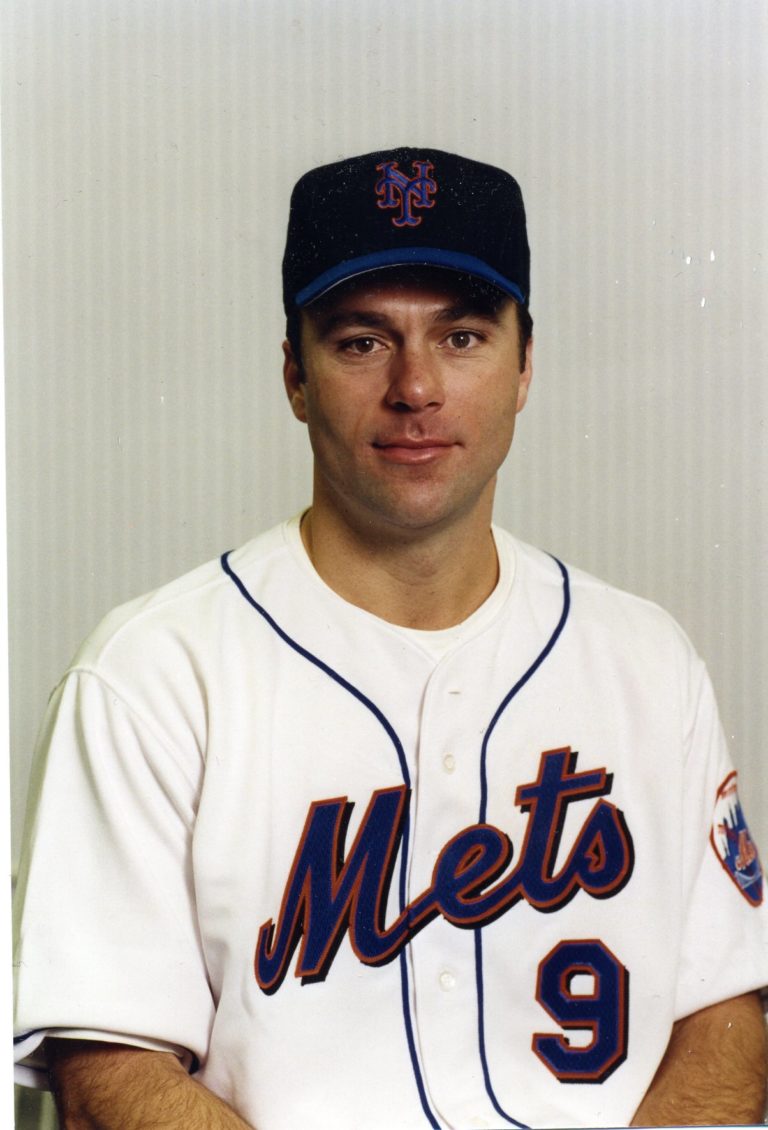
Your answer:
[533,939,629,1083]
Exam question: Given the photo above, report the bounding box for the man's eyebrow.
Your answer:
[311,302,504,339]
[311,310,392,338]
[432,302,503,325]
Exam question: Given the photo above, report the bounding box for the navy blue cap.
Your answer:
[282,147,530,313]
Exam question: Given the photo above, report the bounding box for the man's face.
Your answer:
[283,272,532,539]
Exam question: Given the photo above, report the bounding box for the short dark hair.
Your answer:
[286,268,533,378]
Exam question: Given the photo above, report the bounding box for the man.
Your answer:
[14,148,768,1128]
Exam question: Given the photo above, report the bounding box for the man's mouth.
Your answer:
[372,437,455,464]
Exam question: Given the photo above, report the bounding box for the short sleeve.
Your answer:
[675,659,768,1019]
[14,669,216,1087]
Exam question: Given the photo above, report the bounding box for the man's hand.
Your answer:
[631,991,767,1126]
[46,1038,255,1129]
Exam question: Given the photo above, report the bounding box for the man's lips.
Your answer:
[372,438,456,464]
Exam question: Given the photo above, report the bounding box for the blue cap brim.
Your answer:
[295,247,527,308]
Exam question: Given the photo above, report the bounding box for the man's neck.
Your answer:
[299,506,499,630]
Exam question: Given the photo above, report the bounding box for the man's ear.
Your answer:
[516,336,533,413]
[282,340,307,422]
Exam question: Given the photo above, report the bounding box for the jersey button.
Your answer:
[442,753,456,773]
[438,970,456,991]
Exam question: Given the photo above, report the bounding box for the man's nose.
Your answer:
[384,345,445,412]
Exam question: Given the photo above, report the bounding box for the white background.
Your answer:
[4,2,767,1124]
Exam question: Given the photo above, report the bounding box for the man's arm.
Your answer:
[46,1038,255,1130]
[631,991,767,1126]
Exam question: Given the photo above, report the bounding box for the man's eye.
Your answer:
[446,331,481,350]
[343,336,380,354]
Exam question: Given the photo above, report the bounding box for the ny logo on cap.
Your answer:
[375,160,437,228]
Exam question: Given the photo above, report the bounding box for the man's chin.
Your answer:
[358,494,491,542]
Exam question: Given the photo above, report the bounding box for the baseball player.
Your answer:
[13,148,768,1129]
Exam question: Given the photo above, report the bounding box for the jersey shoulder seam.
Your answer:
[76,527,293,668]
[60,665,203,789]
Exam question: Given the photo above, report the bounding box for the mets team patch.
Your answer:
[710,772,763,906]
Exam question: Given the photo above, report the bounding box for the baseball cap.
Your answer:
[282,147,530,313]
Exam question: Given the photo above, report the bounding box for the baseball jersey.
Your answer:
[13,516,768,1129]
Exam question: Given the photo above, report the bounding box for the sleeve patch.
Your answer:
[710,772,763,907]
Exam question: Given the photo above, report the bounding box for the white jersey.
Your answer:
[14,517,767,1129]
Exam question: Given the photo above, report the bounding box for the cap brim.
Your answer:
[294,247,527,307]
